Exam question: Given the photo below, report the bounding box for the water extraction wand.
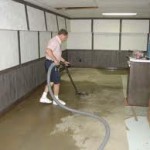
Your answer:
[47,63,110,150]
[60,62,88,96]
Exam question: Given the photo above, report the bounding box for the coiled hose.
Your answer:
[47,63,110,150]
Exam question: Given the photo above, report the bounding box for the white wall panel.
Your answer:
[39,32,51,58]
[0,30,19,71]
[46,13,58,32]
[122,20,149,33]
[20,31,39,63]
[94,19,120,33]
[70,20,91,32]
[67,33,92,49]
[57,16,66,30]
[52,32,58,37]
[94,33,119,50]
[27,6,46,31]
[121,34,147,51]
[0,0,27,30]
[66,19,71,31]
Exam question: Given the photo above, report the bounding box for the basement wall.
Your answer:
[0,0,69,112]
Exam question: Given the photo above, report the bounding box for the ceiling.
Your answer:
[24,0,150,18]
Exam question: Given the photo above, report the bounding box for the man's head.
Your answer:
[58,29,68,42]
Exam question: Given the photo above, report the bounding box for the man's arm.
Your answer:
[60,57,70,66]
[60,57,66,63]
[46,48,59,65]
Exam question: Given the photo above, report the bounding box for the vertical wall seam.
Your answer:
[17,31,21,65]
[91,19,94,67]
[38,31,40,58]
[51,32,53,38]
[65,18,67,30]
[91,19,94,51]
[44,11,48,31]
[56,15,59,31]
[25,4,30,30]
[119,19,122,51]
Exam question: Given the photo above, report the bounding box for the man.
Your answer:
[40,29,69,105]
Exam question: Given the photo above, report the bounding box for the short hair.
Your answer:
[58,29,68,36]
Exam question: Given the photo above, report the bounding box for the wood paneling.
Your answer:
[0,58,46,112]
[67,50,92,67]
[67,50,129,69]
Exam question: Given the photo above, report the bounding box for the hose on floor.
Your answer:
[47,63,110,150]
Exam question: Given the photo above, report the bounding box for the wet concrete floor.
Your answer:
[0,68,128,150]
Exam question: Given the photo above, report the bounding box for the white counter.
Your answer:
[130,57,150,63]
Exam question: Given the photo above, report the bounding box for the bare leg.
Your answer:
[53,83,60,96]
[44,82,54,93]
[44,85,48,93]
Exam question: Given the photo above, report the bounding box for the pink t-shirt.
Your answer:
[46,36,62,62]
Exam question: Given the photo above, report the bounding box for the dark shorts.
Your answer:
[45,59,60,84]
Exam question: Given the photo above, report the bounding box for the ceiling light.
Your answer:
[102,13,137,16]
